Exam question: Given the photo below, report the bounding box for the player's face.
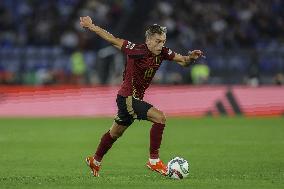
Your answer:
[146,33,166,55]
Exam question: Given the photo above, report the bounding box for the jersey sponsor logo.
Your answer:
[126,41,135,49]
[168,49,172,55]
[155,56,161,65]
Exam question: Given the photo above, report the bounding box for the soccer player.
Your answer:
[80,16,203,177]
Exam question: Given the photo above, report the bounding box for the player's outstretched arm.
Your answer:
[80,16,124,49]
[173,50,204,67]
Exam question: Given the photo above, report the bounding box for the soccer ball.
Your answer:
[167,157,190,179]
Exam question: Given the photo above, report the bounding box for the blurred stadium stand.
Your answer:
[0,0,284,86]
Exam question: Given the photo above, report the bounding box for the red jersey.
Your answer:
[118,40,175,99]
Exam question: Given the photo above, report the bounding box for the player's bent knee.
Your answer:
[109,123,127,139]
[147,107,167,124]
[157,112,166,124]
[109,130,124,139]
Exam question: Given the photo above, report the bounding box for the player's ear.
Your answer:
[145,35,151,43]
[146,34,149,40]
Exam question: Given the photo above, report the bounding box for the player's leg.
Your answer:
[94,121,128,162]
[109,121,128,139]
[86,95,134,177]
[147,107,166,124]
[145,107,167,175]
[86,122,130,177]
[147,107,166,158]
[131,98,167,175]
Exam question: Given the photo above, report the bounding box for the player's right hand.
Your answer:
[80,16,93,28]
[188,50,204,60]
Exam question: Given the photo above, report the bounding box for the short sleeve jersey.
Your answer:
[118,40,175,99]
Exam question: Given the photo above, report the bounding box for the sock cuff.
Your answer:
[153,123,165,127]
[106,131,117,142]
[150,153,159,159]
[149,158,160,165]
[94,154,102,162]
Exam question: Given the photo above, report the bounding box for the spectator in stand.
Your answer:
[0,0,283,85]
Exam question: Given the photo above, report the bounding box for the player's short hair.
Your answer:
[145,24,167,38]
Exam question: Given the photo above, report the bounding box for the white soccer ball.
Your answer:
[167,157,190,179]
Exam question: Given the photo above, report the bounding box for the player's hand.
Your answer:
[188,50,205,60]
[80,16,94,28]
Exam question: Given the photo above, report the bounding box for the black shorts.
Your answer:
[114,95,153,126]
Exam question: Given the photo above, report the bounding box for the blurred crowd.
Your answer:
[0,0,133,49]
[148,0,284,85]
[0,0,283,86]
[151,0,284,51]
[0,0,133,85]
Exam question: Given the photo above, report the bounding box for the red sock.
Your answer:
[94,131,116,162]
[150,123,165,159]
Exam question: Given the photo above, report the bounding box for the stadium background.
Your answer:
[1,0,284,86]
[0,1,283,189]
[0,0,283,117]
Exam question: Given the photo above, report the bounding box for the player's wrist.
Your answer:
[88,24,97,31]
[187,56,196,63]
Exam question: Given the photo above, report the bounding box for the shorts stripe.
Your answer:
[126,96,137,119]
[114,95,153,126]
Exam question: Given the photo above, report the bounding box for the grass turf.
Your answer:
[0,117,283,189]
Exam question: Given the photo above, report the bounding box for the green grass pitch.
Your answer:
[0,117,283,189]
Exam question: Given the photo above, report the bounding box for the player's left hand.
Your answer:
[188,50,205,60]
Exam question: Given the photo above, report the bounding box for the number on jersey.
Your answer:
[126,41,135,49]
[144,68,154,79]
